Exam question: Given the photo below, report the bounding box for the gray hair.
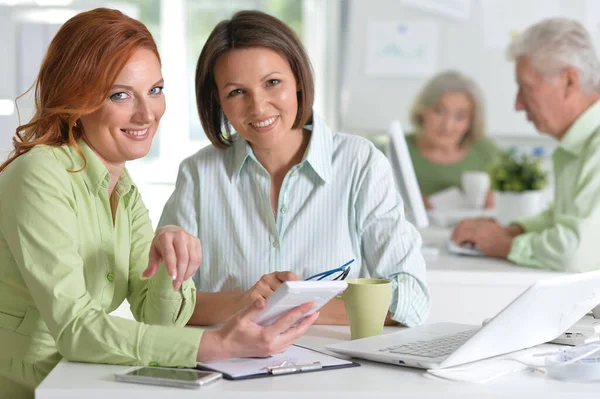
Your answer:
[507,18,600,93]
[409,70,486,146]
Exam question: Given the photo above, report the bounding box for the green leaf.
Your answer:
[487,151,549,192]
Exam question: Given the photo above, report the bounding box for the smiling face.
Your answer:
[213,47,300,152]
[79,48,165,168]
[420,92,473,148]
[514,57,568,138]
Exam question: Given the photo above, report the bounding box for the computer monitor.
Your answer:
[386,120,429,229]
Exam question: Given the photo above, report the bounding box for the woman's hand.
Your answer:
[242,271,300,305]
[197,298,318,361]
[142,225,202,290]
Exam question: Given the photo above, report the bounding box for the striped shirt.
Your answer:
[159,114,430,326]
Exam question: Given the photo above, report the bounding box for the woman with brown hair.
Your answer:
[0,8,316,398]
[159,11,430,328]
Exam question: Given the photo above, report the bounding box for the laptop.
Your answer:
[327,271,600,369]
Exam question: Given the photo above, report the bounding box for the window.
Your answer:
[185,0,303,142]
[3,0,331,226]
[126,0,321,189]
[123,0,330,226]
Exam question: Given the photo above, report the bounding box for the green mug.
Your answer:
[338,278,392,340]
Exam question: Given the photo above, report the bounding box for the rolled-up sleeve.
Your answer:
[354,150,430,326]
[514,203,554,233]
[507,220,578,271]
[508,143,600,272]
[0,151,202,367]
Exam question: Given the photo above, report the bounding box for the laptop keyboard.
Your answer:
[378,328,479,358]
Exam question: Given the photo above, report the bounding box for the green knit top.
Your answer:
[406,134,502,196]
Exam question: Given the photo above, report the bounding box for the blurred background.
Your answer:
[1,0,598,226]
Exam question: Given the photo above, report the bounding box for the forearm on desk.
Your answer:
[187,291,246,326]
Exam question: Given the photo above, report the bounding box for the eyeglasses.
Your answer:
[305,259,354,281]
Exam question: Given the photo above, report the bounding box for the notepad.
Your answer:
[196,345,359,380]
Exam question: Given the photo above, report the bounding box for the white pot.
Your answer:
[494,190,543,226]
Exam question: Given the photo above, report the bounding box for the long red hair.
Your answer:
[0,8,160,173]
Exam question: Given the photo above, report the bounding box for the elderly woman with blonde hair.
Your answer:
[406,70,502,209]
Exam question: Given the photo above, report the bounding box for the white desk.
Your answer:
[421,227,567,325]
[40,227,578,397]
[36,325,598,399]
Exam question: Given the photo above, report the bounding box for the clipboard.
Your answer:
[196,344,360,380]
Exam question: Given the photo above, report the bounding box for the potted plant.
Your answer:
[488,151,549,225]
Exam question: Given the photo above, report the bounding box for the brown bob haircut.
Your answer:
[195,10,315,149]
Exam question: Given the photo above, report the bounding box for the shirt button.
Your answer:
[106,272,115,282]
[273,240,280,248]
[280,206,287,214]
[149,361,159,367]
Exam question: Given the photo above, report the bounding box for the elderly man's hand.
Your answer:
[452,218,514,259]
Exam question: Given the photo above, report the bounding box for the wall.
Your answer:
[339,0,600,139]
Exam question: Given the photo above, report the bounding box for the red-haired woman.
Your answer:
[0,8,316,398]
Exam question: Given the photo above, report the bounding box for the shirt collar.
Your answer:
[229,112,333,184]
[231,135,254,181]
[58,140,135,198]
[303,113,333,184]
[559,99,600,155]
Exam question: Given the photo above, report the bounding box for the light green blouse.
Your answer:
[0,142,203,398]
[406,134,502,196]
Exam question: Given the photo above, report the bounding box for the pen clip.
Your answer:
[267,361,323,375]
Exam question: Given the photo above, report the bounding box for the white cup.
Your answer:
[461,171,490,209]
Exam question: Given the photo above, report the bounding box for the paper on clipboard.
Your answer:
[197,345,357,379]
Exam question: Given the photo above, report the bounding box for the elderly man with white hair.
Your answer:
[452,18,600,272]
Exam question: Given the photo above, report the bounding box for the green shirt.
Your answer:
[509,100,600,272]
[406,134,502,196]
[0,142,203,396]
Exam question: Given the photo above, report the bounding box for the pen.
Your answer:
[269,362,322,375]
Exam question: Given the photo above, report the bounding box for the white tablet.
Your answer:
[254,281,348,326]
